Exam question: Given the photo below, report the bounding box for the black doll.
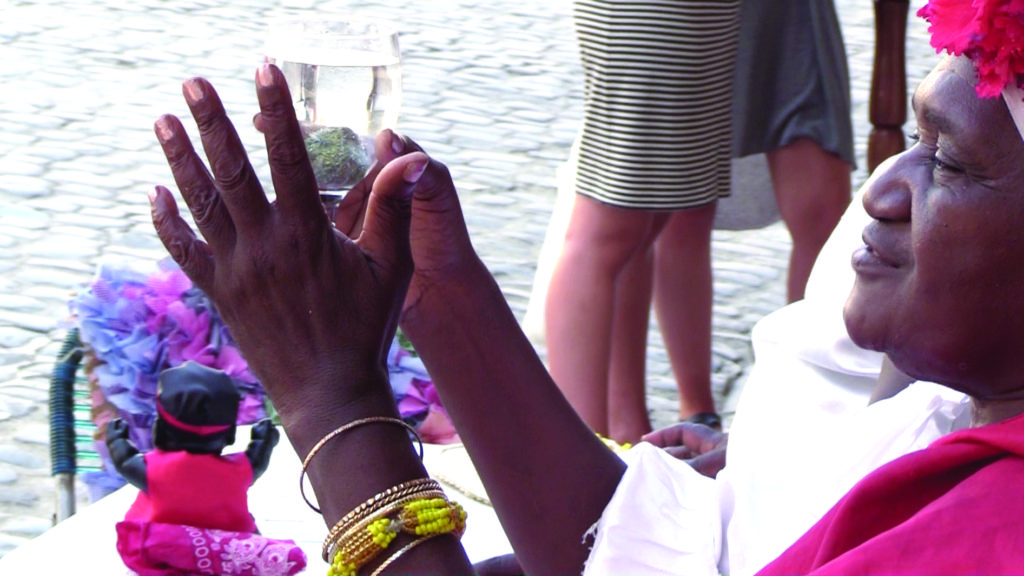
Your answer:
[106,361,279,532]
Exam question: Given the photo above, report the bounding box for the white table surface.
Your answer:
[0,431,512,575]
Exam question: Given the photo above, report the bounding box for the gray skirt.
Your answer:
[731,0,855,166]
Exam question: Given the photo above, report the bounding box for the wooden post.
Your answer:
[868,0,910,173]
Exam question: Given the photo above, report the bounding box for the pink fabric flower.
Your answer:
[919,0,1024,98]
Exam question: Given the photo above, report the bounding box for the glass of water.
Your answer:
[265,18,402,217]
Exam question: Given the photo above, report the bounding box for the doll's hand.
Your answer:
[250,418,280,446]
[106,419,148,491]
[642,422,728,478]
[246,418,280,482]
[106,418,131,444]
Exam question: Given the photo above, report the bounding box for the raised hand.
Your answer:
[149,64,428,447]
[245,418,281,482]
[253,106,482,343]
[385,136,483,328]
[106,419,147,491]
[321,131,484,332]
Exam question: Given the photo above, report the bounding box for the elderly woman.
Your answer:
[147,6,1024,575]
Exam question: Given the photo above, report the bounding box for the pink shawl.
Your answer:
[757,412,1024,574]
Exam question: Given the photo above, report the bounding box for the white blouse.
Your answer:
[584,301,970,575]
[585,171,971,575]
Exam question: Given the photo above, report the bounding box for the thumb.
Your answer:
[357,152,429,274]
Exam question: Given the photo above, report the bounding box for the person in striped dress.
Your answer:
[545,0,741,442]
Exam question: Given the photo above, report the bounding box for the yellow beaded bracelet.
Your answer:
[326,491,446,565]
[326,497,466,576]
[321,478,441,561]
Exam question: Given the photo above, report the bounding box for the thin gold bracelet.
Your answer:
[324,487,446,562]
[299,416,425,514]
[368,533,446,576]
[322,478,441,561]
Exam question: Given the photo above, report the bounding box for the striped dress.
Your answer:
[573,0,741,210]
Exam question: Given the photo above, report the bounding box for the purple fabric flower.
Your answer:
[69,261,269,495]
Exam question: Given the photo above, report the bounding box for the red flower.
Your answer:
[919,0,1024,98]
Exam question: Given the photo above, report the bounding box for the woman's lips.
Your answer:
[852,244,890,271]
[852,229,903,272]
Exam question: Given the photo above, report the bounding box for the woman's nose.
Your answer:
[862,151,913,222]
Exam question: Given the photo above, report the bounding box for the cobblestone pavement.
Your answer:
[0,0,937,557]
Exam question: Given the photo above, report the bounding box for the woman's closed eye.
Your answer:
[909,131,964,174]
[932,154,963,174]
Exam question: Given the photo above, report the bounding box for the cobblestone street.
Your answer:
[0,0,936,557]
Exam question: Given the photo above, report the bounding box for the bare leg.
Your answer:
[606,212,669,443]
[767,138,852,302]
[606,248,654,443]
[545,195,659,436]
[653,203,717,420]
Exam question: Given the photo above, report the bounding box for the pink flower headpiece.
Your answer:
[918,0,1024,138]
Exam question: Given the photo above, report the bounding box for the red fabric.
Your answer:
[125,449,257,533]
[157,404,232,436]
[756,413,1024,574]
[116,521,306,576]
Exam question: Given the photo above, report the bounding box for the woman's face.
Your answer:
[844,56,1024,399]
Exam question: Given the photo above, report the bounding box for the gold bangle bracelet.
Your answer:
[326,490,447,563]
[322,478,441,561]
[299,417,425,514]
[368,533,446,576]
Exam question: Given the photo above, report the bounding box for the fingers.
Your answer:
[155,114,236,255]
[182,77,271,233]
[642,422,722,453]
[686,449,727,479]
[357,152,429,284]
[663,445,698,460]
[641,423,688,448]
[387,134,456,204]
[253,64,324,223]
[149,185,216,292]
[334,129,408,236]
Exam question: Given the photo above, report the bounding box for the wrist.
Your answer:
[401,257,496,343]
[269,368,400,458]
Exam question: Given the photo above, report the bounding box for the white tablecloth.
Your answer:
[0,434,512,575]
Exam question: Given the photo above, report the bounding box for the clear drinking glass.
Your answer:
[265,18,402,217]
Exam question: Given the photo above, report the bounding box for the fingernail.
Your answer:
[257,64,273,87]
[403,160,428,184]
[391,130,404,154]
[154,117,173,143]
[183,79,204,104]
[148,187,159,205]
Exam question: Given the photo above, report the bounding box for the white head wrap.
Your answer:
[1003,83,1024,141]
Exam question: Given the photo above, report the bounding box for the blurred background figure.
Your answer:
[544,0,853,443]
[729,0,853,303]
[545,0,742,443]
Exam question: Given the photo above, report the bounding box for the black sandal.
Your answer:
[683,411,723,431]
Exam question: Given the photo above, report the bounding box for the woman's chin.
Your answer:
[842,295,889,353]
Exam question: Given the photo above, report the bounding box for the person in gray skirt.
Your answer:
[728,0,854,302]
